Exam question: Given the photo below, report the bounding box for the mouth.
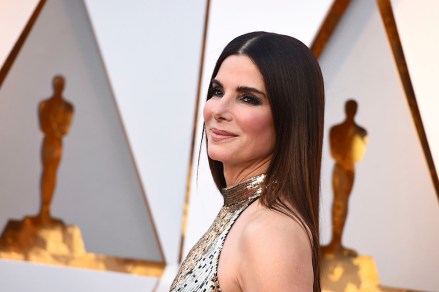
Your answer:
[210,127,238,142]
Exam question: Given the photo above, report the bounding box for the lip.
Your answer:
[210,127,238,142]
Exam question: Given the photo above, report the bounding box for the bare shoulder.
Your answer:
[237,204,313,291]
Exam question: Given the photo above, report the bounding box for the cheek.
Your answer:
[258,118,276,150]
[238,110,276,154]
[203,99,213,124]
[258,120,276,155]
[240,111,274,139]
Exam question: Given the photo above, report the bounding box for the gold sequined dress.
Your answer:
[170,174,266,292]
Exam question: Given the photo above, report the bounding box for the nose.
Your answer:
[211,96,233,122]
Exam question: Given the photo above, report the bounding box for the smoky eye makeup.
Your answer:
[208,79,224,98]
[236,85,266,103]
[209,79,266,105]
[208,85,223,98]
[211,87,224,97]
[240,94,262,106]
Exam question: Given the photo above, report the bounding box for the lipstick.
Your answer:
[210,127,238,142]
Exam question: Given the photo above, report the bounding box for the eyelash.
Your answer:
[210,86,224,97]
[209,86,262,106]
[240,94,262,105]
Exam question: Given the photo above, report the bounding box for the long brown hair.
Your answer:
[205,32,324,291]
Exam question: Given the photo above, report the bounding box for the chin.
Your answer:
[207,148,231,164]
[207,153,227,164]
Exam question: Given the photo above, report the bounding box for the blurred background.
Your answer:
[0,0,437,291]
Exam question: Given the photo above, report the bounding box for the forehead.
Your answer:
[215,55,266,91]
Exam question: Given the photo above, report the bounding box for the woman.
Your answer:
[171,31,324,292]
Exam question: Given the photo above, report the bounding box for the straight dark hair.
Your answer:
[205,32,324,291]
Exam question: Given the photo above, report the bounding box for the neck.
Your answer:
[223,157,271,187]
[346,115,355,122]
[221,173,266,206]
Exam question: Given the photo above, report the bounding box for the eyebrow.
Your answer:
[211,79,267,98]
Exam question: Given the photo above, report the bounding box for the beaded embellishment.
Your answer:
[170,174,266,292]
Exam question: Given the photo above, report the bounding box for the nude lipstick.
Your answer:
[210,127,238,142]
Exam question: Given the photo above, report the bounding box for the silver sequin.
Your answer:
[170,174,266,292]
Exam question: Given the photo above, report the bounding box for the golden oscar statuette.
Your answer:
[321,99,382,292]
[0,75,163,276]
[323,99,368,257]
[320,100,412,292]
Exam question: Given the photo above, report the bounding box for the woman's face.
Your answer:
[204,55,275,171]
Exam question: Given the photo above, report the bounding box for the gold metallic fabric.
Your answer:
[171,174,266,292]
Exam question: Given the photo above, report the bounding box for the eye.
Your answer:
[240,94,262,106]
[210,86,224,98]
